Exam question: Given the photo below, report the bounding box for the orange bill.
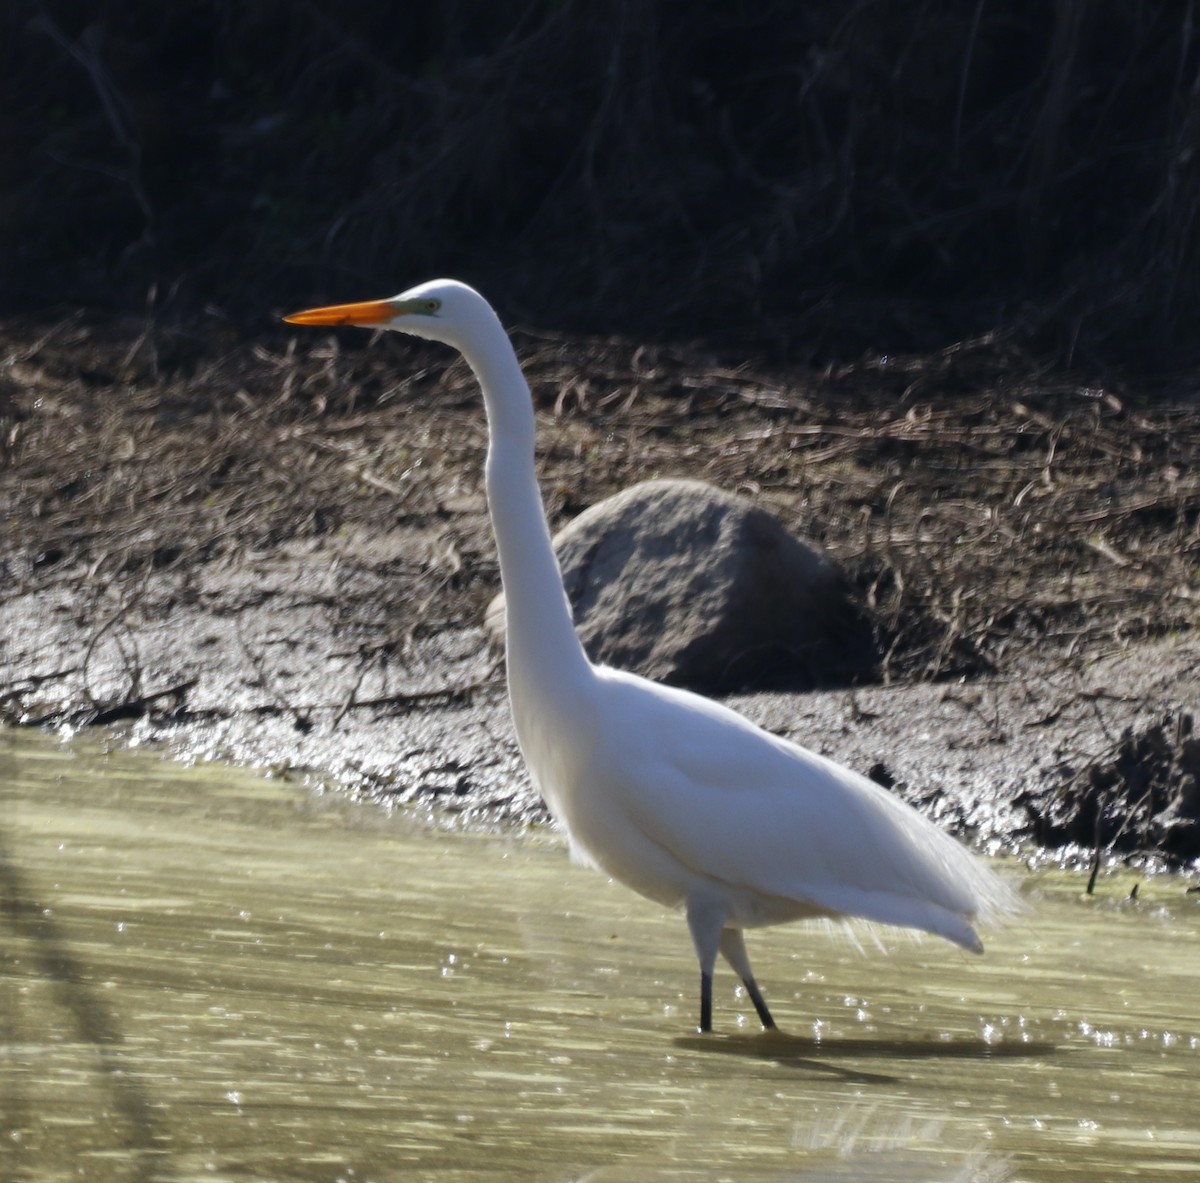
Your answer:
[282,298,401,327]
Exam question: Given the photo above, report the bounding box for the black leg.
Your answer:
[718,927,777,1031]
[741,975,776,1030]
[687,899,723,1034]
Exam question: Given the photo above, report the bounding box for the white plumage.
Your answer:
[284,279,1019,1032]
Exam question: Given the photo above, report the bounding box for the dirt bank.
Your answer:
[2,314,1198,867]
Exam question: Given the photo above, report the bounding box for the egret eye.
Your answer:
[423,298,442,314]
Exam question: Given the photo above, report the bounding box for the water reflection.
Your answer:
[0,830,167,1181]
[2,727,1198,1182]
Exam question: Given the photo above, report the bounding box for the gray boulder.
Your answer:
[486,478,877,692]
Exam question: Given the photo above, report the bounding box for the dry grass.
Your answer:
[3,315,1197,690]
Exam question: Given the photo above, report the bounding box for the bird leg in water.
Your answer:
[688,900,776,1032]
[719,927,777,1030]
[687,898,723,1033]
[695,938,776,1033]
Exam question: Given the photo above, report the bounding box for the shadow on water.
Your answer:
[0,827,170,1182]
[673,1029,1058,1084]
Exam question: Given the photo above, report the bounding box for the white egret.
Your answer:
[283,280,1019,1033]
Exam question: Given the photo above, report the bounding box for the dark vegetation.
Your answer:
[1019,713,1200,879]
[2,2,1199,862]
[5,0,1200,365]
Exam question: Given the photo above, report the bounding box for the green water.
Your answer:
[1,728,1197,1182]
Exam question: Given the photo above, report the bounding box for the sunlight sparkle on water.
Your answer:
[2,728,1198,1181]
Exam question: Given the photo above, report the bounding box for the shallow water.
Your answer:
[2,728,1197,1182]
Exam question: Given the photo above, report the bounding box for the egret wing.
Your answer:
[592,669,1013,941]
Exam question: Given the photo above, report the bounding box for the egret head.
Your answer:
[283,279,496,352]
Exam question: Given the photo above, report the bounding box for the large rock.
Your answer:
[486,478,878,692]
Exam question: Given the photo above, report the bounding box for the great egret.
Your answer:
[283,280,1019,1033]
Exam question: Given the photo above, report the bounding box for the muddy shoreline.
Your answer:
[3,316,1198,868]
[5,555,1198,865]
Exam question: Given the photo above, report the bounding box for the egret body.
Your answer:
[284,280,1018,1032]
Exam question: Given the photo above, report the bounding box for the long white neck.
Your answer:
[455,315,595,753]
